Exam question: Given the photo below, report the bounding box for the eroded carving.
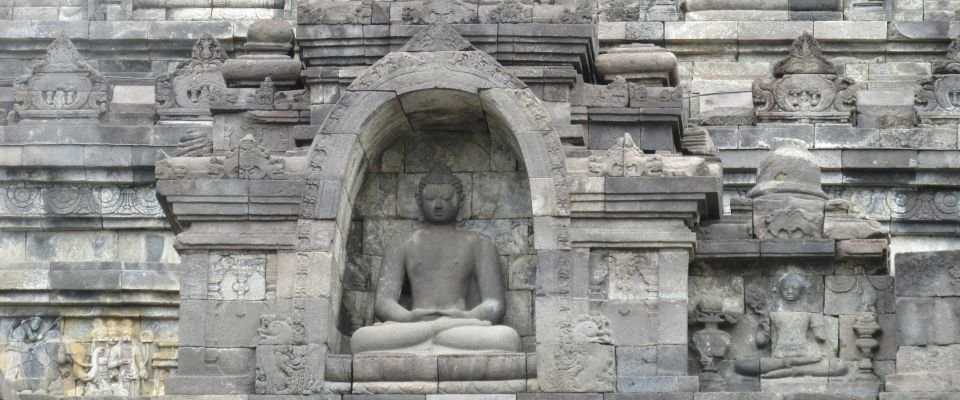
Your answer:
[2,317,62,395]
[175,128,213,157]
[587,133,710,177]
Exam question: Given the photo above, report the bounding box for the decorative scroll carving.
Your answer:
[257,315,294,345]
[400,0,478,24]
[11,33,109,123]
[753,33,857,124]
[763,205,821,239]
[916,40,960,123]
[298,0,374,24]
[0,185,162,218]
[489,0,532,23]
[155,33,230,121]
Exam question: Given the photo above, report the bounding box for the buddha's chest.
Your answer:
[405,246,475,282]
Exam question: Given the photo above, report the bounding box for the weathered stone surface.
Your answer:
[896,251,960,297]
[896,297,960,346]
[597,300,659,346]
[825,275,894,314]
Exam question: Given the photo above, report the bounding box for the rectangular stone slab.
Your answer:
[895,250,960,297]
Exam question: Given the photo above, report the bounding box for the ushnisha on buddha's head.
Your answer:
[416,164,464,224]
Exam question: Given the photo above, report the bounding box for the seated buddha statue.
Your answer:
[350,164,522,354]
[734,274,847,378]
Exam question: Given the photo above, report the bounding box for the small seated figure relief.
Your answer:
[350,164,522,354]
[735,274,847,379]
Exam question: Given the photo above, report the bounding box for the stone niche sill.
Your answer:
[327,352,531,394]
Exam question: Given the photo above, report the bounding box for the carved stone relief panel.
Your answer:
[208,253,268,301]
[0,317,177,397]
[537,315,616,392]
[589,249,659,300]
[255,344,325,395]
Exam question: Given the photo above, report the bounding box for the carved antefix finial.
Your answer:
[773,32,836,77]
[187,33,229,70]
[11,32,109,122]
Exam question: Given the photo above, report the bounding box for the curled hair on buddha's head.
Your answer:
[416,163,464,204]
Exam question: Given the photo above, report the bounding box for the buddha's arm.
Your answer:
[811,315,827,342]
[465,239,506,323]
[374,244,415,323]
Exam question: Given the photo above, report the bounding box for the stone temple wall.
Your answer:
[0,0,958,399]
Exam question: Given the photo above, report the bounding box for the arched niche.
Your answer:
[297,40,571,354]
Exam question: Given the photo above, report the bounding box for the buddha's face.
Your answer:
[779,277,806,302]
[420,183,460,224]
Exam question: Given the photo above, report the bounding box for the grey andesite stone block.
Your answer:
[896,297,960,346]
[896,250,960,297]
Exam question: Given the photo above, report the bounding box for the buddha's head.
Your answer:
[417,164,463,224]
[777,273,810,302]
